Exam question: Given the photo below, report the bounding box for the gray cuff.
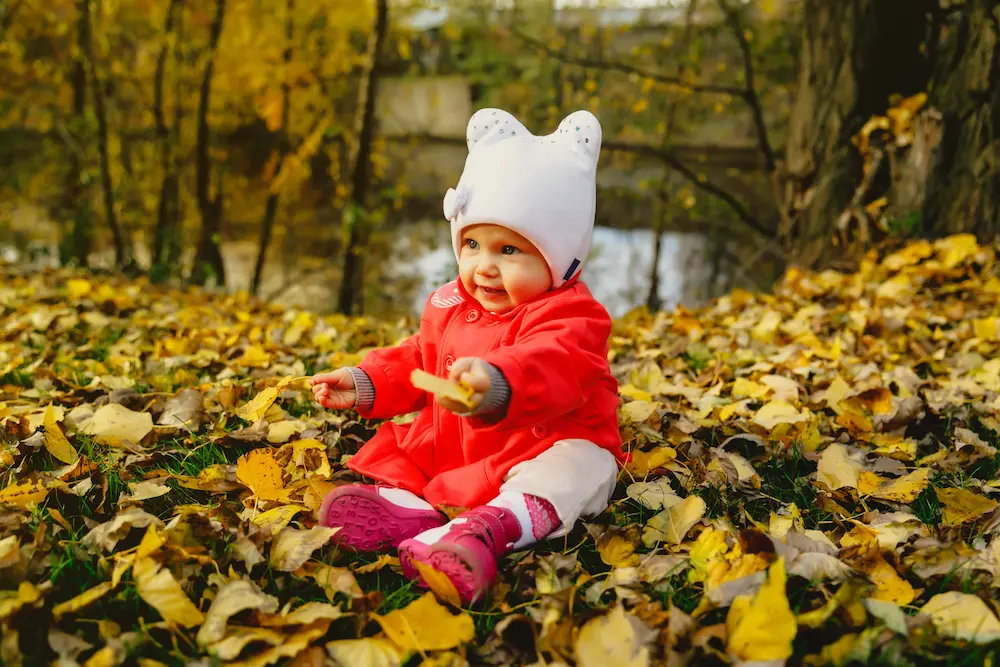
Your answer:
[347,367,375,413]
[469,363,511,417]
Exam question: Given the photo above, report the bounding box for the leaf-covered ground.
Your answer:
[4,234,1000,666]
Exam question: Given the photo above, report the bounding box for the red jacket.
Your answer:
[346,279,624,509]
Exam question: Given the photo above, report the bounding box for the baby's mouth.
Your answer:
[478,286,506,296]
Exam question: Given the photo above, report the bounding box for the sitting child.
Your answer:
[309,108,623,605]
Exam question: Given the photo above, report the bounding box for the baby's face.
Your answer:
[458,224,552,313]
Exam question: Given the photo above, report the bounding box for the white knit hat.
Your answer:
[443,108,602,289]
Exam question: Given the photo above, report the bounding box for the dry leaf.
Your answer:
[575,605,650,667]
[816,443,865,490]
[413,560,463,607]
[863,468,931,503]
[236,448,289,501]
[642,496,706,547]
[374,592,474,652]
[410,369,475,409]
[52,582,115,620]
[157,389,205,432]
[936,487,999,526]
[197,579,279,646]
[81,403,154,447]
[753,400,809,430]
[251,504,305,532]
[625,478,682,510]
[42,402,78,464]
[269,526,338,572]
[133,556,205,628]
[922,592,1000,643]
[726,558,796,661]
[626,447,676,476]
[326,638,404,667]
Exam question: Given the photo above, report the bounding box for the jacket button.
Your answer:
[465,310,480,323]
[444,355,455,371]
[531,425,548,438]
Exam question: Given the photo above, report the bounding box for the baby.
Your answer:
[309,108,623,605]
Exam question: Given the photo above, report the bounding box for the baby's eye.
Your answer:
[501,245,519,255]
[465,239,479,250]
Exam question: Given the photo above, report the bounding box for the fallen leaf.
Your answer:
[642,496,706,547]
[0,581,47,622]
[269,526,338,572]
[922,592,1000,643]
[81,403,154,447]
[133,556,205,628]
[157,389,205,432]
[0,479,49,509]
[308,564,363,601]
[936,487,999,526]
[236,448,289,501]
[226,620,328,667]
[863,468,931,503]
[752,400,809,430]
[42,402,78,464]
[596,525,642,568]
[82,508,165,552]
[626,447,676,476]
[197,579,279,646]
[621,400,661,424]
[413,560,463,607]
[251,504,305,532]
[325,638,404,667]
[726,558,796,661]
[817,443,865,490]
[625,478,682,510]
[575,604,650,667]
[374,592,474,652]
[52,582,115,620]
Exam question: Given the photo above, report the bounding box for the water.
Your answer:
[1,205,717,317]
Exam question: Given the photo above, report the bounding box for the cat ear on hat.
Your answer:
[466,108,530,151]
[556,110,602,169]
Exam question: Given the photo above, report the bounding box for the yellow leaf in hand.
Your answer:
[375,592,474,652]
[726,558,796,661]
[42,403,78,464]
[937,487,999,526]
[410,370,475,409]
[574,605,650,667]
[236,376,296,422]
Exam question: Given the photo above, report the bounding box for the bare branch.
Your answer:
[508,25,745,97]
[718,0,777,174]
[391,133,775,238]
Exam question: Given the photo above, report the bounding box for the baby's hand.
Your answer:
[309,368,357,410]
[438,357,492,414]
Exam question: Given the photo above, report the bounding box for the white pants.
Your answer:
[498,439,619,537]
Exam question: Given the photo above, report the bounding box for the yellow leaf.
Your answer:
[618,384,652,402]
[269,526,339,572]
[626,447,676,476]
[935,234,979,268]
[752,400,809,430]
[688,527,730,583]
[227,620,329,667]
[309,564,363,601]
[816,443,865,490]
[867,555,915,605]
[374,592,474,652]
[66,278,93,299]
[574,604,650,667]
[133,557,205,628]
[621,400,660,424]
[864,468,931,503]
[410,369,475,409]
[81,403,154,447]
[413,560,463,607]
[751,310,782,343]
[197,580,279,646]
[354,554,398,575]
[325,638,404,667]
[236,448,288,501]
[726,558,796,661]
[43,403,78,464]
[0,581,46,621]
[53,582,115,620]
[252,504,305,532]
[922,592,1000,644]
[937,487,999,526]
[597,527,641,568]
[731,378,770,399]
[642,495,706,547]
[0,479,48,509]
[236,376,296,422]
[236,344,272,368]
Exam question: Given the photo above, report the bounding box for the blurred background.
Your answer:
[1,0,994,317]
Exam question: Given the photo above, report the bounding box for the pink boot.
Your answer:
[319,484,446,552]
[397,506,522,605]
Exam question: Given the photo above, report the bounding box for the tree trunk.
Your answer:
[337,0,389,315]
[251,0,294,296]
[82,0,134,271]
[923,0,1000,237]
[151,0,184,280]
[190,0,228,287]
[782,0,933,265]
[60,0,93,267]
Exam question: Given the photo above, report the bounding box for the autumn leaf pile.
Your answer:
[3,234,1000,666]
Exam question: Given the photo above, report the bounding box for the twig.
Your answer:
[718,0,777,174]
[508,25,745,97]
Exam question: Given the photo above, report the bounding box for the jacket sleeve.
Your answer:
[356,331,427,420]
[475,293,613,430]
